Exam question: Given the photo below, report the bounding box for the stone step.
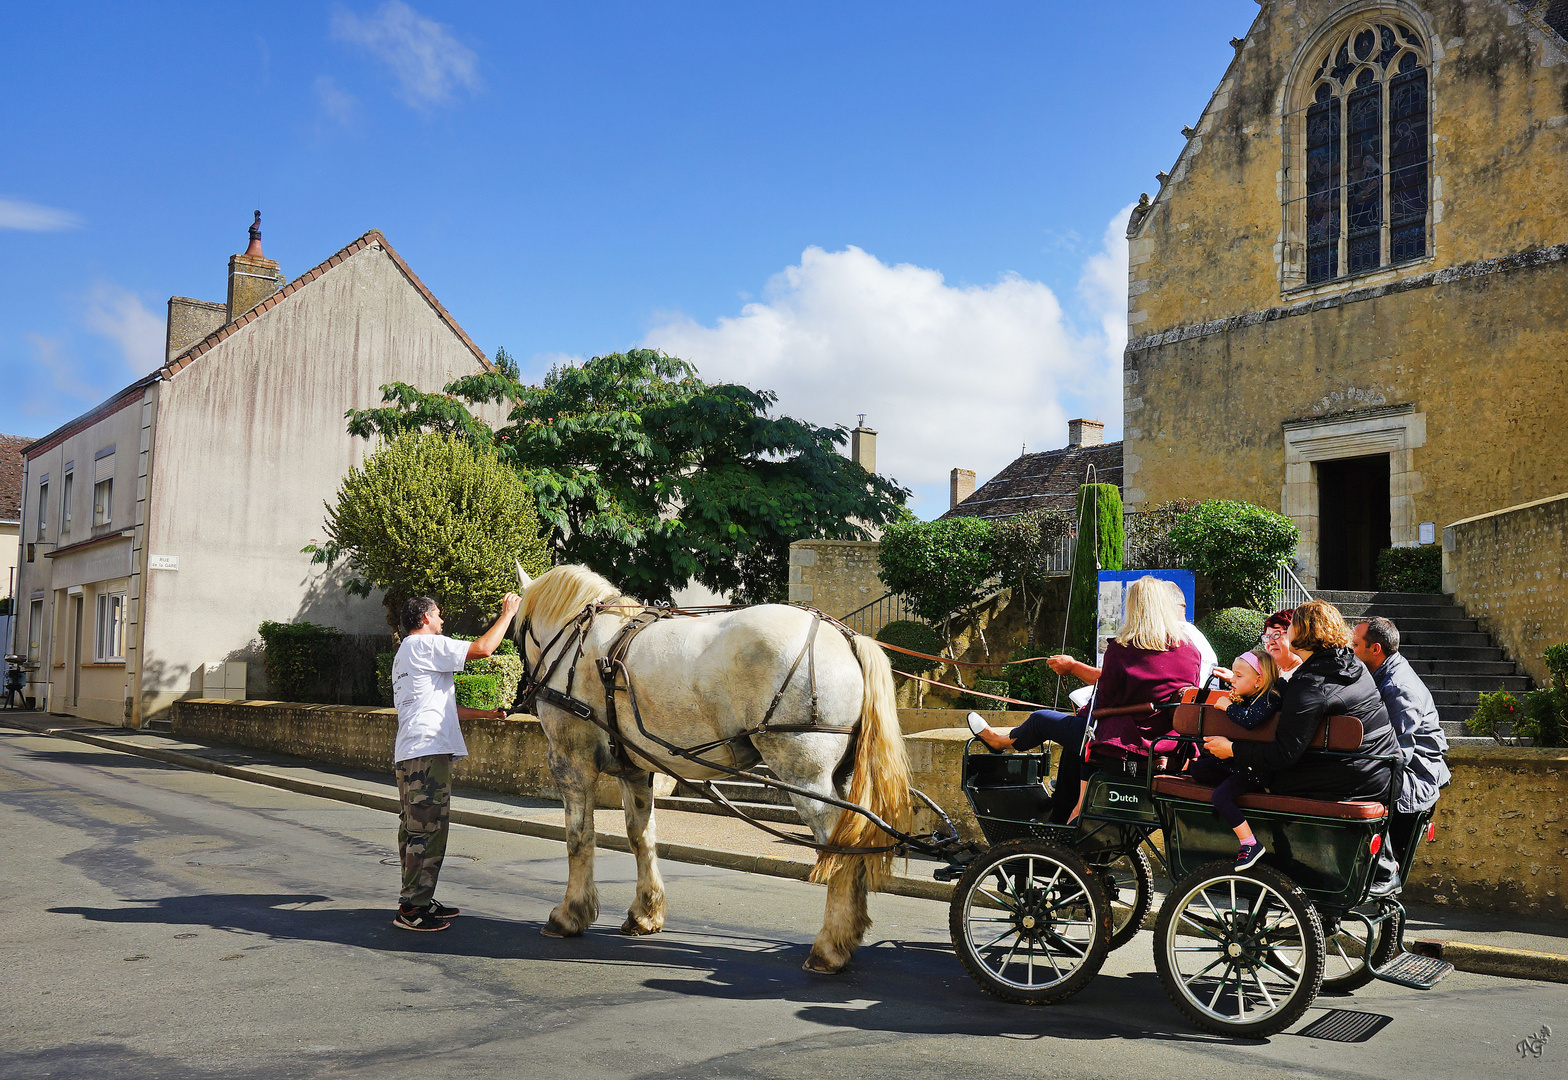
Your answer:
[1437,705,1478,725]
[1445,735,1523,748]
[1404,659,1522,677]
[1400,644,1506,662]
[1315,590,1452,607]
[1426,674,1532,692]
[654,795,805,824]
[1400,631,1496,648]
[1375,617,1482,634]
[1430,688,1489,706]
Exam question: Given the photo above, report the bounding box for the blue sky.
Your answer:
[1,1,1258,515]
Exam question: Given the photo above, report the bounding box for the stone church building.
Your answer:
[1123,0,1568,592]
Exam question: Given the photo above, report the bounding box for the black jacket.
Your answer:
[1231,647,1397,802]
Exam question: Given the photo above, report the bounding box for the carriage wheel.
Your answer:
[949,840,1112,1005]
[1153,862,1325,1038]
[1316,901,1403,993]
[1089,846,1153,952]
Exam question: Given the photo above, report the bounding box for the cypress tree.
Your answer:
[1065,483,1125,660]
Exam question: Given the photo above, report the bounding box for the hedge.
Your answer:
[1376,546,1442,593]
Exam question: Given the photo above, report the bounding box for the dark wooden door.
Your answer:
[1317,454,1391,591]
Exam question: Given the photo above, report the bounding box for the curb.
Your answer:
[1411,938,1568,985]
[2,717,955,905]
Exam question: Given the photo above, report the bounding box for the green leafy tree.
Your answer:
[1066,484,1124,659]
[308,432,551,632]
[1125,499,1197,571]
[988,508,1073,647]
[877,517,996,677]
[345,349,908,604]
[1169,499,1300,610]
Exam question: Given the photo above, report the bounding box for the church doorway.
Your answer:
[1317,454,1390,591]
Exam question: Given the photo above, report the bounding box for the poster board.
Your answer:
[1095,570,1195,665]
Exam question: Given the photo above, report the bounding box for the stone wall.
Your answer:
[1407,746,1568,921]
[1443,492,1568,687]
[786,540,885,619]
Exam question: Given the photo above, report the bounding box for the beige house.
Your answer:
[10,220,491,724]
[1122,0,1568,590]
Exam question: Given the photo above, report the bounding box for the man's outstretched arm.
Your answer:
[467,593,523,661]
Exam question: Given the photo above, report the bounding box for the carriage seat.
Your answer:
[1150,774,1387,821]
[1154,704,1386,820]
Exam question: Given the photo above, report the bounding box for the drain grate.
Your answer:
[1296,1009,1393,1043]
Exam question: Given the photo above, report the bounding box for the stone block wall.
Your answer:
[787,539,884,619]
[1407,746,1568,921]
[1443,492,1568,687]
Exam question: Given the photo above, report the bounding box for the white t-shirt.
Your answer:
[1182,622,1219,686]
[392,634,472,763]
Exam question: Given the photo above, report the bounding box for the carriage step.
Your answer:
[1372,950,1454,989]
[655,795,804,825]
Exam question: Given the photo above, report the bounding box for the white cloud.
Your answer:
[315,75,357,126]
[83,283,165,376]
[0,196,84,232]
[643,210,1134,516]
[332,1,480,108]
[26,335,100,412]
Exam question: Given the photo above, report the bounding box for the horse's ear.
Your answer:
[516,561,533,591]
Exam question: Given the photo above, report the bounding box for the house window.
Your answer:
[37,481,47,540]
[29,599,44,664]
[61,471,74,536]
[95,592,126,663]
[93,479,113,526]
[1291,19,1430,286]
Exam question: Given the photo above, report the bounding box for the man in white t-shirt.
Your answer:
[391,591,521,932]
[1165,581,1219,686]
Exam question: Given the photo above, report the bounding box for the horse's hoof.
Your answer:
[803,953,846,974]
[541,921,580,938]
[620,916,663,936]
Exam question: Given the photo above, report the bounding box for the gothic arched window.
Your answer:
[1293,19,1430,286]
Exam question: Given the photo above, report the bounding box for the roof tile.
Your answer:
[942,441,1124,521]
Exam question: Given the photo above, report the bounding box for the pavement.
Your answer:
[4,723,1564,1080]
[5,709,1567,986]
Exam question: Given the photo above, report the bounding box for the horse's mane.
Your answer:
[522,564,640,630]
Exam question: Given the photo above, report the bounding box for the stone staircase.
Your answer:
[1315,590,1532,747]
[657,765,806,825]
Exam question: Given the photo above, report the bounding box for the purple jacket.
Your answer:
[1089,638,1203,757]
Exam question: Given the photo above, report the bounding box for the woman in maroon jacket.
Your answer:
[970,576,1201,822]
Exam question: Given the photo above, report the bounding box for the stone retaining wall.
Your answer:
[173,701,1567,920]
[1443,491,1568,687]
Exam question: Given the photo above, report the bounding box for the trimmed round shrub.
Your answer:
[454,673,501,710]
[876,620,945,675]
[1198,607,1268,669]
[1169,500,1299,610]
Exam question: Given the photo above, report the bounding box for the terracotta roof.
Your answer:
[941,441,1124,521]
[25,229,491,459]
[0,433,31,521]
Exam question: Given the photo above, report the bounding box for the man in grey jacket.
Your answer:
[1353,617,1450,859]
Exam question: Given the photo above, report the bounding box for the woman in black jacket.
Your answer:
[1203,600,1398,803]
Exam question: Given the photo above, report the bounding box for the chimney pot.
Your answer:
[227,211,283,323]
[851,417,877,474]
[1068,418,1104,448]
[950,468,976,510]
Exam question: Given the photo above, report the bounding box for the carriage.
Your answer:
[940,691,1453,1037]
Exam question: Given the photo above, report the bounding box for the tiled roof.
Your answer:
[0,433,30,520]
[25,229,491,458]
[942,441,1123,521]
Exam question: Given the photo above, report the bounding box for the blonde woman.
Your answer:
[970,575,1202,823]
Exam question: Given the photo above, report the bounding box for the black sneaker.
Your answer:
[1235,841,1266,871]
[393,905,451,932]
[428,901,461,919]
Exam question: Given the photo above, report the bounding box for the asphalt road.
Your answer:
[2,725,1562,1080]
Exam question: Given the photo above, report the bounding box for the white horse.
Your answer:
[514,564,912,973]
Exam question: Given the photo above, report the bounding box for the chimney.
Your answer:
[1067,418,1104,448]
[950,468,976,509]
[166,297,228,361]
[850,414,877,474]
[227,210,284,322]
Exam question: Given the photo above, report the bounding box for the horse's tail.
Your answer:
[808,633,912,890]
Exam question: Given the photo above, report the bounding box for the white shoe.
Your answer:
[966,711,989,737]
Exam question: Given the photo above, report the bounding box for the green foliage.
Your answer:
[307,432,550,632]
[1067,484,1124,658]
[375,652,395,707]
[877,517,996,630]
[453,634,524,712]
[1125,499,1198,571]
[1543,643,1568,686]
[453,673,501,710]
[345,348,909,604]
[1466,689,1523,742]
[1376,546,1443,593]
[956,678,1011,711]
[1008,645,1093,711]
[1168,499,1299,610]
[257,620,344,703]
[875,620,945,675]
[988,508,1073,646]
[1198,607,1268,669]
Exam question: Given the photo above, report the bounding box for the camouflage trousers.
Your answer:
[395,754,452,908]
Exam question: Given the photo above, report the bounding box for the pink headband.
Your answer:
[1238,651,1264,674]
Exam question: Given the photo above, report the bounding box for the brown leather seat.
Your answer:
[1169,703,1364,751]
[1151,774,1388,821]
